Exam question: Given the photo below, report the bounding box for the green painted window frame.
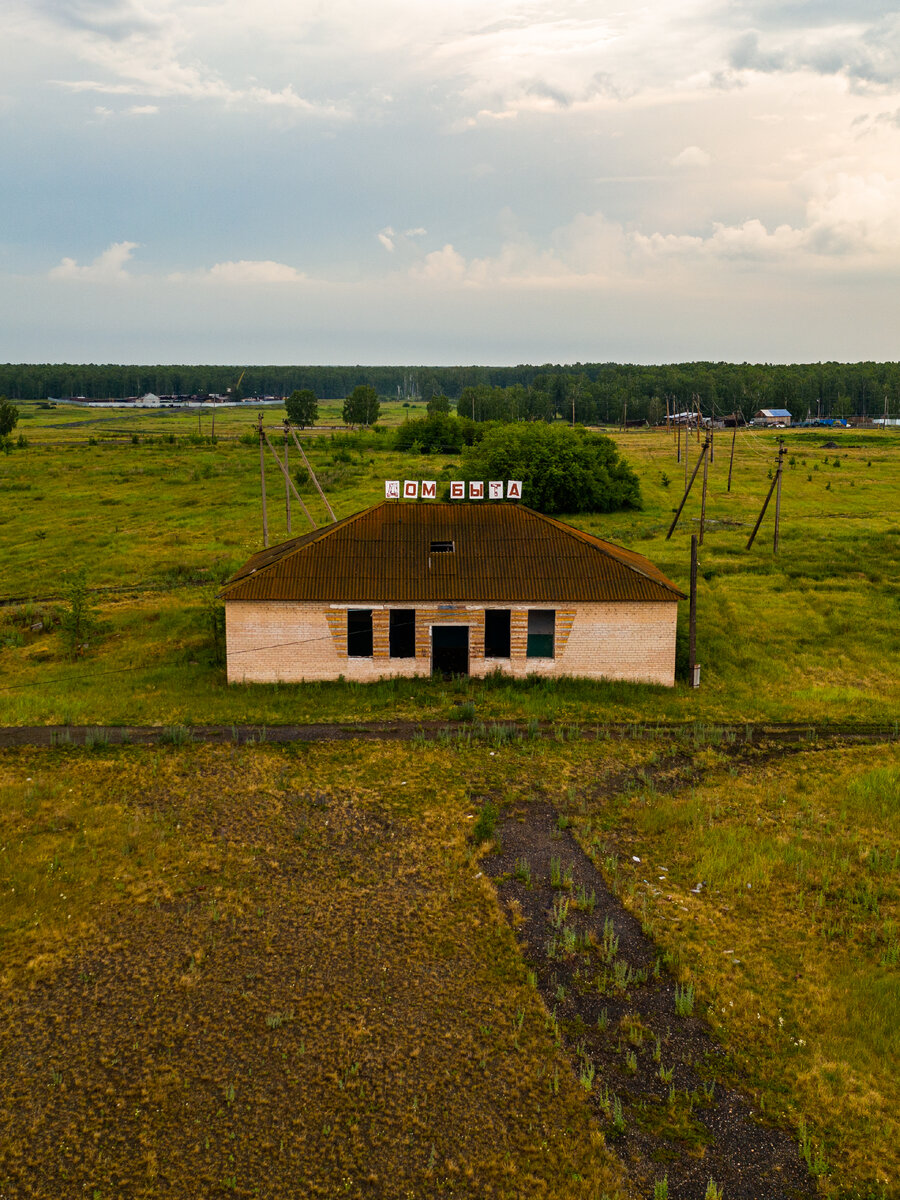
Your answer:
[526,610,555,659]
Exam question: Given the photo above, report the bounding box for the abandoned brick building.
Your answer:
[220,502,685,685]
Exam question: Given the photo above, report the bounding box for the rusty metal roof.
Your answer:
[220,503,686,603]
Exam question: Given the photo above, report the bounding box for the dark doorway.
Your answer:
[431,626,469,677]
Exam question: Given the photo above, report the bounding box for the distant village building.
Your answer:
[754,408,792,426]
[135,392,161,408]
[220,503,685,686]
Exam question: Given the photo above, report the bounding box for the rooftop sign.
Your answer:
[385,480,522,501]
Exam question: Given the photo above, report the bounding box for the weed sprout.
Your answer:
[471,800,498,844]
[674,982,695,1017]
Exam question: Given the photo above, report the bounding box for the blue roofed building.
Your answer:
[754,408,792,426]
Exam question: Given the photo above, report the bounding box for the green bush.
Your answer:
[457,423,642,514]
[394,414,479,454]
[59,567,99,660]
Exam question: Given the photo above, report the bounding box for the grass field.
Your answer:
[558,740,900,1196]
[1,403,898,727]
[1,737,896,1197]
[2,406,897,1195]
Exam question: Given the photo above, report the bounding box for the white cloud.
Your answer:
[404,171,900,287]
[49,240,138,280]
[378,226,427,253]
[21,1,346,116]
[171,259,306,284]
[10,1,900,363]
[671,145,711,167]
[728,15,900,88]
[411,244,468,283]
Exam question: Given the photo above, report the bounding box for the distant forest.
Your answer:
[1,361,898,422]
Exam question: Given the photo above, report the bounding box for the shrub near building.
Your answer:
[394,413,479,454]
[459,423,642,515]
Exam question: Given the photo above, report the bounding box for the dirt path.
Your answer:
[484,802,816,1200]
[0,720,896,750]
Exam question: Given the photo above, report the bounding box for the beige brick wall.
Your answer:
[225,599,678,686]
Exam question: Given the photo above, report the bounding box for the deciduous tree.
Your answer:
[426,392,451,416]
[285,388,319,428]
[342,385,380,427]
[0,396,19,437]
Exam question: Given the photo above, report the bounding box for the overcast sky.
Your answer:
[3,0,900,365]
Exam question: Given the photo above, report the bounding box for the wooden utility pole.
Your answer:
[288,427,337,522]
[746,445,784,550]
[665,395,670,437]
[260,428,316,529]
[198,410,202,436]
[211,406,216,438]
[773,442,785,554]
[699,434,711,545]
[667,437,709,539]
[622,402,628,431]
[684,415,690,488]
[258,413,269,548]
[689,534,699,687]
[884,394,889,432]
[727,415,738,492]
[284,426,291,534]
[676,418,682,464]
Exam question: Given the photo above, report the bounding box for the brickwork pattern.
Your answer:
[226,599,678,686]
[413,606,486,661]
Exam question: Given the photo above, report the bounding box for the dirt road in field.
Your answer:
[0,720,896,750]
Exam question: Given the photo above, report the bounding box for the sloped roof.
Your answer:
[220,502,686,603]
[757,409,792,418]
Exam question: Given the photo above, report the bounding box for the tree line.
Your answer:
[1,361,898,420]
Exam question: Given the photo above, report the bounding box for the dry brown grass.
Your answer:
[0,741,631,1199]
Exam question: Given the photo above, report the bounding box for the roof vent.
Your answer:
[430,540,454,553]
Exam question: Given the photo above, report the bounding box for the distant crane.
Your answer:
[227,370,246,400]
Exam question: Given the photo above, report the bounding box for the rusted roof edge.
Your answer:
[217,503,387,597]
[219,502,687,602]
[518,507,687,600]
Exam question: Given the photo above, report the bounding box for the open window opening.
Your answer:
[526,610,555,659]
[430,540,454,553]
[484,609,511,658]
[347,609,373,657]
[389,609,416,658]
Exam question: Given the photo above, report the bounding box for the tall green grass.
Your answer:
[2,423,899,725]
